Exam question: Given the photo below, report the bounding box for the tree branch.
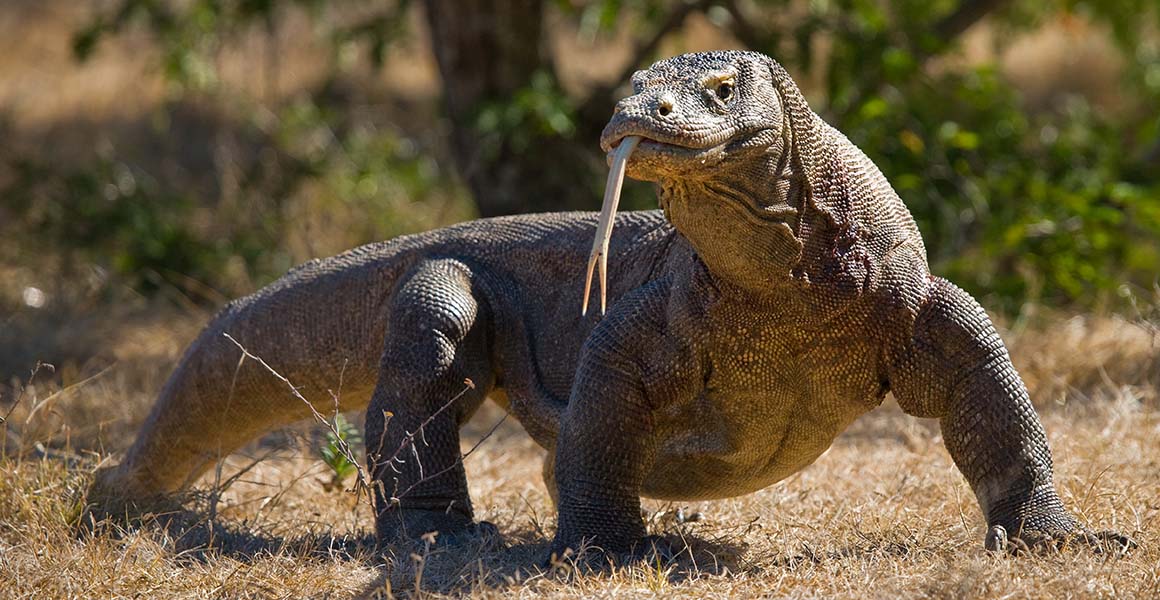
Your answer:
[835,0,1010,115]
[933,0,1009,44]
[720,0,765,52]
[577,0,717,138]
[611,0,717,95]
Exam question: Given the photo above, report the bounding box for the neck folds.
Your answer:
[661,160,806,297]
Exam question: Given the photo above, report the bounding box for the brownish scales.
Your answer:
[90,51,1131,560]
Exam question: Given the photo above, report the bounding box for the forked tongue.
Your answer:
[582,135,642,316]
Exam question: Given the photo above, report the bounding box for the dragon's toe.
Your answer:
[985,524,1136,555]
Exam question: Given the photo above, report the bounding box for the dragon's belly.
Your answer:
[641,320,885,500]
[642,391,867,500]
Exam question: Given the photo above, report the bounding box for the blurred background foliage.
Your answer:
[2,0,1158,315]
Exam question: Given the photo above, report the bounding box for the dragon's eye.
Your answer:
[715,81,734,101]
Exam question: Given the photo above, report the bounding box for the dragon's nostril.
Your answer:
[656,94,675,118]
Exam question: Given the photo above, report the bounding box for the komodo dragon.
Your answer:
[90,50,1130,558]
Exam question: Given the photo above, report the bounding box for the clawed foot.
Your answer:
[543,535,685,572]
[399,520,505,553]
[428,520,504,549]
[985,525,1136,556]
[378,508,505,551]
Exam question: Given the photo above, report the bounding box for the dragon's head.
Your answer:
[600,51,807,183]
[583,52,820,313]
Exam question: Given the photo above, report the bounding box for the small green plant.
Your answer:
[319,413,362,492]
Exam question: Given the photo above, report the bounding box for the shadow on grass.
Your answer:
[767,532,917,569]
[79,503,751,597]
[78,504,379,564]
[352,531,750,597]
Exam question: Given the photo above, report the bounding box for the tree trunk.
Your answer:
[423,0,604,216]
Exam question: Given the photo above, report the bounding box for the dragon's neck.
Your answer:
[659,150,809,298]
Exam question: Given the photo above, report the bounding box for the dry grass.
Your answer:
[2,3,1157,598]
[1,300,1157,599]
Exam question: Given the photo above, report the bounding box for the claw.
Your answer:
[984,524,1136,556]
[984,525,1008,553]
[582,135,642,316]
[1073,529,1137,555]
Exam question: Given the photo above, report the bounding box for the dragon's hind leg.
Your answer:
[87,293,380,518]
[366,258,498,546]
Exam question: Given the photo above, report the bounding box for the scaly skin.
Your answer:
[90,51,1129,559]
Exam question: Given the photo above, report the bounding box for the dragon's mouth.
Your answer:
[582,126,779,317]
[602,130,710,156]
[607,133,695,150]
[603,127,773,166]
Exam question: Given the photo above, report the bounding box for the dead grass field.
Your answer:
[1,301,1157,599]
[2,3,1157,598]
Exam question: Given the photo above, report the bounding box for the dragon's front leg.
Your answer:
[889,277,1133,553]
